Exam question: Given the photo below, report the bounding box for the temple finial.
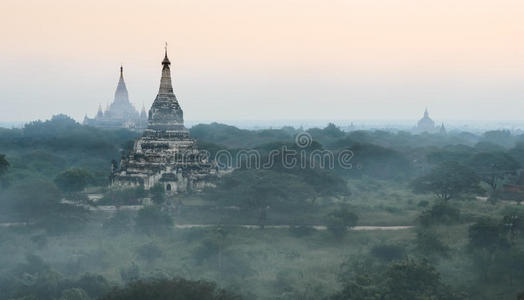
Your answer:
[162,42,171,66]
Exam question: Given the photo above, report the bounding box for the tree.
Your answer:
[0,153,9,187]
[370,244,406,262]
[1,180,62,218]
[468,218,508,252]
[103,210,134,235]
[135,242,163,264]
[384,260,463,300]
[415,228,449,258]
[54,168,94,194]
[326,206,358,237]
[467,152,520,196]
[150,184,165,205]
[332,260,463,300]
[468,218,511,281]
[412,161,480,200]
[59,288,90,300]
[99,278,242,300]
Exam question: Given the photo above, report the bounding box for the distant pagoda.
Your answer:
[111,47,218,193]
[415,108,437,133]
[83,66,147,130]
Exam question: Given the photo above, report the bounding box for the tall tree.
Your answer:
[467,152,521,194]
[412,161,480,201]
[54,168,94,194]
[0,153,8,187]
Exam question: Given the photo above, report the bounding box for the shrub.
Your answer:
[370,244,406,262]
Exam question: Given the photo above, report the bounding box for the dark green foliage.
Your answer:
[383,260,463,300]
[0,153,8,187]
[468,218,509,252]
[0,179,88,235]
[190,122,294,148]
[192,227,231,266]
[326,206,358,237]
[102,210,134,234]
[120,264,141,284]
[289,225,315,237]
[58,288,90,300]
[135,206,173,234]
[0,179,62,219]
[36,204,89,235]
[150,184,166,205]
[466,152,521,193]
[0,179,88,234]
[412,161,480,200]
[0,255,110,300]
[99,186,145,205]
[332,260,463,300]
[417,200,429,207]
[204,169,316,211]
[426,146,475,165]
[418,202,461,226]
[0,114,138,185]
[99,278,242,300]
[54,168,94,194]
[71,273,112,299]
[415,229,449,258]
[342,143,411,179]
[135,242,163,264]
[518,291,524,300]
[370,244,406,262]
[482,130,514,148]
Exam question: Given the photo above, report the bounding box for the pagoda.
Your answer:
[415,108,437,133]
[111,47,217,193]
[83,66,147,130]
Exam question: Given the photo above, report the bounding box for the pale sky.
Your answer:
[1,0,524,123]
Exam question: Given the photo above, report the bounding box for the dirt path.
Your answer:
[174,224,412,231]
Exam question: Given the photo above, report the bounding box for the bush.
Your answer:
[418,202,461,226]
[135,242,163,264]
[54,168,94,194]
[415,229,449,258]
[99,278,242,300]
[103,210,134,235]
[370,244,406,262]
[99,186,145,206]
[326,206,358,237]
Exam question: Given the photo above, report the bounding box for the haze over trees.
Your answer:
[1,116,524,299]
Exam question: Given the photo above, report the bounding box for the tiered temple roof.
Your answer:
[111,47,217,193]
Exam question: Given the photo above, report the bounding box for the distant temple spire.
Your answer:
[159,43,173,94]
[96,104,104,118]
[439,123,447,135]
[145,45,184,134]
[424,107,429,118]
[114,65,129,104]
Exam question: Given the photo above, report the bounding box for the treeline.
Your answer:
[0,114,138,185]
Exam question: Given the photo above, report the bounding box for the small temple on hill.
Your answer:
[111,47,218,193]
[83,66,147,130]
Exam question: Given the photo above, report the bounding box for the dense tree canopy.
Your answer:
[412,161,480,200]
[467,152,521,192]
[99,278,242,300]
[54,168,94,194]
